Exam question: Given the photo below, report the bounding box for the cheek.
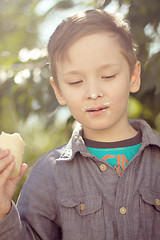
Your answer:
[112,85,130,105]
[64,95,81,111]
[111,91,129,119]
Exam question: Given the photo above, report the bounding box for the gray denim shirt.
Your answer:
[0,120,160,240]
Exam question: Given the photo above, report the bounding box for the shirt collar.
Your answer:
[56,123,90,162]
[56,120,160,162]
[129,119,160,148]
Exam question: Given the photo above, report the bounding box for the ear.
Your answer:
[50,77,67,106]
[130,61,141,93]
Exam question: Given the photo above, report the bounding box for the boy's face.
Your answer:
[51,32,141,141]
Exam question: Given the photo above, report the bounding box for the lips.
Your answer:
[87,106,107,112]
[82,102,110,112]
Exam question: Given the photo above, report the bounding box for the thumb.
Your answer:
[12,163,28,184]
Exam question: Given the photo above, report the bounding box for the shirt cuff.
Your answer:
[0,201,21,236]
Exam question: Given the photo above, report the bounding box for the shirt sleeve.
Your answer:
[0,201,23,239]
[0,155,61,240]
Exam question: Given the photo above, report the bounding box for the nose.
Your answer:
[86,80,103,100]
[90,93,103,100]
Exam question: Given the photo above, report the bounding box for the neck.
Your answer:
[83,121,137,142]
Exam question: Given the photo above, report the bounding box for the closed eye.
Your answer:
[101,74,116,79]
[69,80,83,85]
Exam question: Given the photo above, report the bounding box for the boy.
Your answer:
[0,9,160,240]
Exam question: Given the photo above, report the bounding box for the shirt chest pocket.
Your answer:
[60,195,105,240]
[139,188,160,238]
[140,188,160,211]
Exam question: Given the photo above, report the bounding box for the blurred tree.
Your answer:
[118,0,160,129]
[0,0,58,123]
[0,0,38,66]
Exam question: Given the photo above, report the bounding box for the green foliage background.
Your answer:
[0,0,160,202]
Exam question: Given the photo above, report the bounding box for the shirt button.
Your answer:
[100,164,107,171]
[155,199,160,206]
[120,207,127,215]
[80,203,85,211]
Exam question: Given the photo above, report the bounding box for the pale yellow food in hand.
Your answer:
[0,132,25,178]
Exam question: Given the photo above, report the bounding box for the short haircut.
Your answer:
[48,9,138,86]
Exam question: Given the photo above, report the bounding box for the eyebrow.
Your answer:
[63,63,120,77]
[98,63,120,70]
[63,70,82,77]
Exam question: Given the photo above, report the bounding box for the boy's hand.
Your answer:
[0,149,28,221]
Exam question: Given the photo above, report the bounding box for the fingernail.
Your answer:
[9,155,14,160]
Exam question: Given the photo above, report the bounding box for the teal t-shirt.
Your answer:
[84,131,142,177]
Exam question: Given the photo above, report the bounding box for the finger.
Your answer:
[0,161,16,186]
[12,163,28,183]
[0,155,14,173]
[0,149,10,159]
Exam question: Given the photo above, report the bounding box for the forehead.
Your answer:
[56,32,129,75]
[58,32,121,62]
[57,31,122,60]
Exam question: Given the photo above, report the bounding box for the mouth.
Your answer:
[87,107,107,113]
[82,102,110,112]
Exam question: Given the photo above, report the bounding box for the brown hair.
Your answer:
[48,9,138,86]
